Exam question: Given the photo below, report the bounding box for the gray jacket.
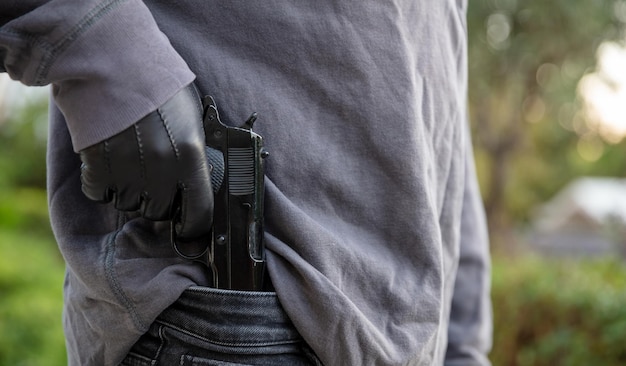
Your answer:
[0,1,492,365]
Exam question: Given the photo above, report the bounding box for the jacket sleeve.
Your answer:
[444,128,493,366]
[0,0,195,151]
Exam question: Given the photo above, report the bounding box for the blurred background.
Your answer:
[2,0,626,365]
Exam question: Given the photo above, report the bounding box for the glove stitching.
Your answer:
[157,108,180,160]
[103,140,117,201]
[103,140,112,174]
[133,124,146,179]
[176,182,188,234]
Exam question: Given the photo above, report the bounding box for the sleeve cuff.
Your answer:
[2,0,196,151]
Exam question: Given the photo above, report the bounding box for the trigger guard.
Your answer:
[170,221,209,260]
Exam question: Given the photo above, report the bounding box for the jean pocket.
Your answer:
[180,355,254,366]
[119,351,157,366]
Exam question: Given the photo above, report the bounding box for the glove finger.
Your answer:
[140,190,176,221]
[106,127,144,211]
[133,109,178,220]
[79,144,114,203]
[113,186,143,211]
[174,171,214,240]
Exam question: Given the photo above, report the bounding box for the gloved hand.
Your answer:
[79,84,213,240]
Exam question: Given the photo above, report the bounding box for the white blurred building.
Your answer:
[528,177,626,257]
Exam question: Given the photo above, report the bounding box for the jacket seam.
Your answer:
[0,0,129,85]
[0,27,54,53]
[104,211,148,331]
[34,0,129,85]
[0,28,53,78]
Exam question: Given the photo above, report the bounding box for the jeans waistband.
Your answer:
[155,286,302,347]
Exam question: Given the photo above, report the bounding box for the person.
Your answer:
[0,1,492,365]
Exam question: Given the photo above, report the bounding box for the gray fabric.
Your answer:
[1,0,492,365]
[0,0,194,150]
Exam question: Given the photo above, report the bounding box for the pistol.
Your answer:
[173,96,268,291]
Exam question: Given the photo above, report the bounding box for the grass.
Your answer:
[0,229,66,366]
[0,187,66,366]
[491,254,626,365]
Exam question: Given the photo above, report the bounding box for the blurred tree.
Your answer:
[467,0,626,245]
[0,87,48,190]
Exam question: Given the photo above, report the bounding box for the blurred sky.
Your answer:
[0,74,49,123]
[579,41,626,144]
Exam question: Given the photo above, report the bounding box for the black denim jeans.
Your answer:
[121,286,321,365]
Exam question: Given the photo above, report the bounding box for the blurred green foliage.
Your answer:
[0,190,65,366]
[0,188,51,237]
[0,83,62,365]
[468,0,626,240]
[491,255,626,365]
[0,95,48,190]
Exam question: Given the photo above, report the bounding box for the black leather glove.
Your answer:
[79,84,213,240]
